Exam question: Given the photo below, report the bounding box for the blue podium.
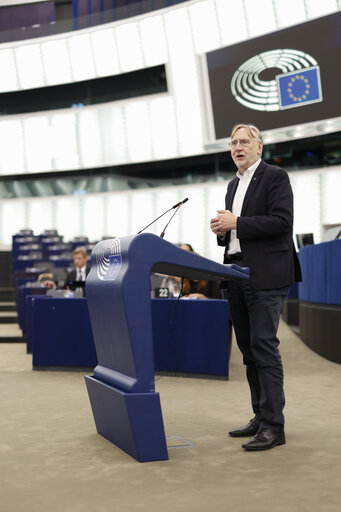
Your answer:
[85,234,249,462]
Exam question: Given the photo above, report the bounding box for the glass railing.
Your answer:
[0,0,190,44]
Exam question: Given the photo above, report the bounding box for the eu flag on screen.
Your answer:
[276,66,322,110]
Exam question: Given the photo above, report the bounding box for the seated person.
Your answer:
[44,247,90,295]
[159,274,182,298]
[180,243,220,299]
[37,273,53,285]
[158,243,183,298]
[182,278,220,299]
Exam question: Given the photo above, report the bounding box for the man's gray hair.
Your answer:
[231,123,263,143]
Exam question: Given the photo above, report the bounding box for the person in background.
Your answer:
[44,247,90,294]
[37,273,53,285]
[180,243,194,253]
[180,243,220,299]
[159,273,182,298]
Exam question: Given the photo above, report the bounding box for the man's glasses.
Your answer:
[230,138,260,148]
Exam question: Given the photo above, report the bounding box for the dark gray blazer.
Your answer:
[64,263,91,289]
[218,159,302,290]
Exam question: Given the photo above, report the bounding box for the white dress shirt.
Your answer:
[76,265,87,281]
[227,159,261,255]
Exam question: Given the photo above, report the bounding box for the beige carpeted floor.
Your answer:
[0,320,340,512]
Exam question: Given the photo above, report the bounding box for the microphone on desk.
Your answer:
[137,198,189,237]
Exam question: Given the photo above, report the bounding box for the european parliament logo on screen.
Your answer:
[276,66,322,110]
[229,49,322,113]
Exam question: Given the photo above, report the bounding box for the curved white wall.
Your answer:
[0,0,340,174]
[2,166,341,257]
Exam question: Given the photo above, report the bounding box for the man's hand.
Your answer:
[210,216,226,236]
[210,210,237,235]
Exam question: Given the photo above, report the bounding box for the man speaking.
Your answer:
[210,124,302,451]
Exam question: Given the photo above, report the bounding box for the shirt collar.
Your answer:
[236,158,261,179]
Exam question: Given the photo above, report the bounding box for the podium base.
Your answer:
[85,376,168,462]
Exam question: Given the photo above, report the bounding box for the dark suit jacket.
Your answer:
[218,159,302,290]
[63,263,91,290]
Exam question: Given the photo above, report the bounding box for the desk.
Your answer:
[152,298,229,377]
[31,297,230,374]
[298,240,341,304]
[298,240,341,364]
[12,258,46,272]
[17,285,46,332]
[26,295,50,353]
[32,298,97,368]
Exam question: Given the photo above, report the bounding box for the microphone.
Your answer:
[160,198,189,239]
[137,198,189,235]
[172,197,188,209]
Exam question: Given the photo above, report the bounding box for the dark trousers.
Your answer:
[225,276,289,431]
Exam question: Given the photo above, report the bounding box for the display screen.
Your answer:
[205,11,341,140]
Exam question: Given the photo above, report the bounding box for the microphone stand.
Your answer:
[137,198,188,235]
[160,204,182,238]
[137,205,174,235]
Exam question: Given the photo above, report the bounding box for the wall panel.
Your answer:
[0,1,339,174]
[3,168,339,255]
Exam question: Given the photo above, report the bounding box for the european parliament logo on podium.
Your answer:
[96,239,122,281]
[276,66,322,109]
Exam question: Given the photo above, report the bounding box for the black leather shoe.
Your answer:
[229,417,260,437]
[242,428,286,451]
